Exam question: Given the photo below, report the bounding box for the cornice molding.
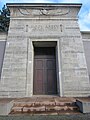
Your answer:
[6,3,82,8]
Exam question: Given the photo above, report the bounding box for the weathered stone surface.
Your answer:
[76,99,90,113]
[0,100,13,115]
[23,106,45,112]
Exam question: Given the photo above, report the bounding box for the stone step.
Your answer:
[11,105,79,114]
[11,108,80,115]
[13,101,74,107]
[45,106,78,111]
[10,97,80,115]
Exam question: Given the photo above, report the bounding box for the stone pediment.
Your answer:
[7,3,82,18]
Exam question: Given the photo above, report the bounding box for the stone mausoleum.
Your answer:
[0,3,90,98]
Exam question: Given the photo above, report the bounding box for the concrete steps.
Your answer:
[10,97,80,115]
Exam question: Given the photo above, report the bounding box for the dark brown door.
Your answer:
[33,47,57,95]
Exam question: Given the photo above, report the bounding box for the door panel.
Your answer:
[47,59,57,94]
[34,60,44,94]
[35,59,43,69]
[33,47,57,95]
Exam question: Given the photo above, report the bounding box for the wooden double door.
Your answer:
[33,47,57,95]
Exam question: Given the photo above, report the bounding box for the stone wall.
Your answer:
[81,32,90,81]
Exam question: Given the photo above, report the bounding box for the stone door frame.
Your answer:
[26,38,63,97]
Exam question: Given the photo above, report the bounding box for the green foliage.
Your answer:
[0,5,10,32]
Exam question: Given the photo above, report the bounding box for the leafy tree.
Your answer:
[0,5,10,32]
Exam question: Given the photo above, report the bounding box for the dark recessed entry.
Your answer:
[33,47,57,95]
[33,41,57,47]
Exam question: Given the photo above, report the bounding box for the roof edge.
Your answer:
[6,3,82,7]
[81,31,90,33]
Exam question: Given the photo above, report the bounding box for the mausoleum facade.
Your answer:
[0,3,90,98]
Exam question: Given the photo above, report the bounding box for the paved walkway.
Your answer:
[0,114,90,120]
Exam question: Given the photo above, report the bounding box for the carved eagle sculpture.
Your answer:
[18,7,70,16]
